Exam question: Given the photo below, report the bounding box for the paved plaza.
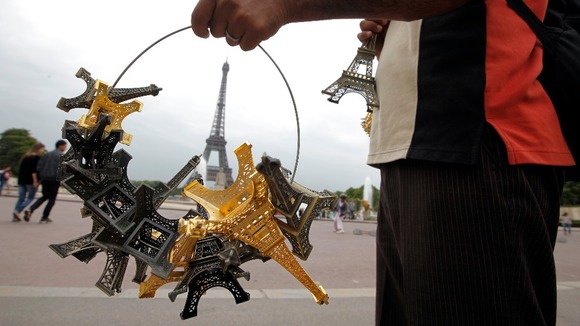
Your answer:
[0,192,578,325]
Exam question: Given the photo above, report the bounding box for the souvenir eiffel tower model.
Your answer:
[50,60,337,319]
[321,34,379,135]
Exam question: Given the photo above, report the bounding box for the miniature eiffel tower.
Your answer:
[321,34,379,135]
[202,61,234,186]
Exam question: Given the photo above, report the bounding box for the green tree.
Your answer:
[372,186,379,211]
[130,180,183,198]
[561,181,580,205]
[339,184,380,212]
[0,129,39,177]
[132,180,162,188]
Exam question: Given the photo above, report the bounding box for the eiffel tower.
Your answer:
[321,35,379,135]
[321,34,379,112]
[202,61,234,187]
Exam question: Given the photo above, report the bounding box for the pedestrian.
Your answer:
[562,212,573,236]
[333,194,348,234]
[12,143,45,222]
[191,1,573,325]
[24,140,67,223]
[347,200,356,220]
[0,166,11,196]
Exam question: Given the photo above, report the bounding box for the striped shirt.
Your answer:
[368,0,574,167]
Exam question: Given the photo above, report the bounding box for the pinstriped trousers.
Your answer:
[375,127,564,325]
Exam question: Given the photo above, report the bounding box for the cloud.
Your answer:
[0,0,380,192]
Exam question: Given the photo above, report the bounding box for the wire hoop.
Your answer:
[110,26,301,183]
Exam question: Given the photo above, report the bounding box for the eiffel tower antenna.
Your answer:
[202,60,235,187]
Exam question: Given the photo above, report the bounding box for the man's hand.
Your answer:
[191,0,470,51]
[191,0,293,51]
[358,19,389,58]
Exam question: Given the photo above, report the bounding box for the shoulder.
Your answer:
[24,155,38,162]
[49,150,62,157]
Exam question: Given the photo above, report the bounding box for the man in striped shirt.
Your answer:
[191,1,572,324]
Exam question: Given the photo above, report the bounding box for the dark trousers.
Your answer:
[30,180,60,220]
[375,127,563,326]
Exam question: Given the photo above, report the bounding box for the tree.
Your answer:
[561,181,580,206]
[0,129,39,177]
[340,184,380,212]
[131,180,183,198]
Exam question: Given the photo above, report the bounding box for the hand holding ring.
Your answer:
[225,30,241,43]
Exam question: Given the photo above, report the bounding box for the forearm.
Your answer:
[192,0,471,50]
[285,0,471,23]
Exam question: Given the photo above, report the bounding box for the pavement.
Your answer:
[0,190,579,326]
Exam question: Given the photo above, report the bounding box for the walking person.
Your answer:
[12,143,45,222]
[0,166,11,196]
[334,194,348,234]
[562,212,573,236]
[24,140,67,223]
[191,1,574,325]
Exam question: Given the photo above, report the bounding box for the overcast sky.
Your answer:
[0,0,380,193]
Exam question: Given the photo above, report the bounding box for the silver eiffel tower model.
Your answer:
[321,34,379,135]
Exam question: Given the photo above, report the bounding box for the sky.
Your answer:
[0,0,380,193]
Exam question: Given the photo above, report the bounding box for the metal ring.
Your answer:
[225,30,241,43]
[111,26,301,181]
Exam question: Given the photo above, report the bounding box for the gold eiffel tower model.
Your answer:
[321,34,379,135]
[183,142,329,304]
[139,142,329,305]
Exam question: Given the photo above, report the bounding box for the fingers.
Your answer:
[357,30,374,43]
[234,23,277,51]
[358,19,389,58]
[191,0,250,48]
[225,29,243,46]
[191,0,215,38]
[358,20,382,42]
[191,0,279,51]
[359,19,388,34]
